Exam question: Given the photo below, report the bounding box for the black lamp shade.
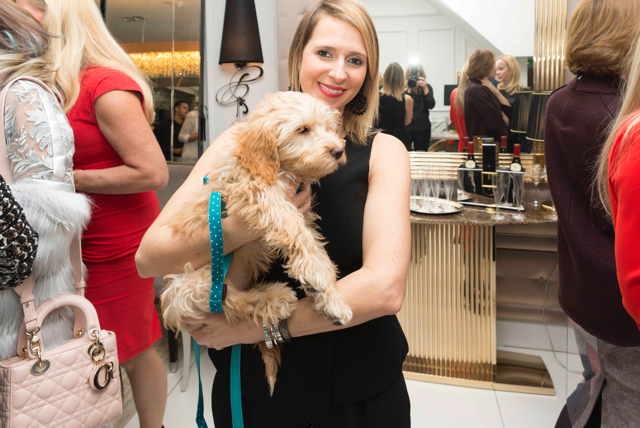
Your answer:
[219,0,264,66]
[526,91,552,142]
[510,91,533,134]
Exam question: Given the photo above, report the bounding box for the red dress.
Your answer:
[67,67,162,361]
[609,112,640,329]
[450,88,467,140]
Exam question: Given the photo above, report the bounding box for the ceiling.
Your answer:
[105,0,201,44]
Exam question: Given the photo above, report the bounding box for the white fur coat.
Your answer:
[0,182,91,360]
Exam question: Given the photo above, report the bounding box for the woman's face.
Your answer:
[15,0,45,23]
[299,15,368,113]
[495,59,511,84]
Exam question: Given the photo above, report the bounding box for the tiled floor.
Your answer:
[124,342,583,428]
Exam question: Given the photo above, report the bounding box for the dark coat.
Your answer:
[464,79,511,142]
[545,74,640,346]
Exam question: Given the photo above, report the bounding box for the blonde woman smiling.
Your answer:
[137,1,411,426]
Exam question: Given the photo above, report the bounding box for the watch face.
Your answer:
[510,163,522,172]
[465,160,476,169]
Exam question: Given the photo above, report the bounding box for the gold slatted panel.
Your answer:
[534,0,567,91]
[409,153,543,183]
[399,223,496,382]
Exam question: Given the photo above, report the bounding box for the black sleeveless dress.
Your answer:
[377,93,411,148]
[208,133,409,415]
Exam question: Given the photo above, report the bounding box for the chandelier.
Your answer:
[128,51,200,78]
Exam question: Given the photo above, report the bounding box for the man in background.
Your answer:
[154,100,189,161]
[179,107,199,159]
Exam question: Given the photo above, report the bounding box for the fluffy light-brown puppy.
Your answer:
[161,91,353,394]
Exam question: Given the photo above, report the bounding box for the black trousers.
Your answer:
[408,129,431,152]
[212,374,411,428]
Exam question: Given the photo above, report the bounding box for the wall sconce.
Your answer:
[216,0,264,116]
[219,0,263,70]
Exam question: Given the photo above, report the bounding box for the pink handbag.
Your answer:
[0,77,123,428]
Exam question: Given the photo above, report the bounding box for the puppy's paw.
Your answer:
[252,282,298,325]
[312,287,353,326]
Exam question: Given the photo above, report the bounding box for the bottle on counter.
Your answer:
[500,136,508,154]
[510,144,523,172]
[465,141,477,169]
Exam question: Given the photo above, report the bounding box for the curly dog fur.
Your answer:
[161,92,353,395]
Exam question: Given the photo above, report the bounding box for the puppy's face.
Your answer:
[276,92,346,180]
[234,92,346,184]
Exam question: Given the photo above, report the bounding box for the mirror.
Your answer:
[361,0,535,151]
[105,0,202,163]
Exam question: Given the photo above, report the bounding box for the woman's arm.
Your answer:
[404,95,414,126]
[482,78,512,108]
[73,90,168,194]
[610,144,640,328]
[187,133,412,349]
[134,126,312,279]
[423,83,436,110]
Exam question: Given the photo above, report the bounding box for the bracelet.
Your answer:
[278,318,291,341]
[262,320,274,349]
[270,322,284,344]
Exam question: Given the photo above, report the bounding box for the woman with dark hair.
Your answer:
[464,49,512,142]
[548,0,640,426]
[378,62,413,149]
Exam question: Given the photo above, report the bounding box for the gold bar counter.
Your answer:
[400,203,558,395]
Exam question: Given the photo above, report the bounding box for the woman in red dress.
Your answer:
[450,65,468,141]
[17,1,170,426]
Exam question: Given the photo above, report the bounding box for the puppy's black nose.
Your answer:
[330,148,344,160]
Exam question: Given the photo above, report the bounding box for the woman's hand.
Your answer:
[286,182,312,215]
[481,77,498,93]
[481,77,512,108]
[184,313,263,350]
[417,78,429,94]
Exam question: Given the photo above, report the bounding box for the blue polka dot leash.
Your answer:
[195,176,244,428]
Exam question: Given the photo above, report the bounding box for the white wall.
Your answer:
[205,0,278,143]
[427,0,535,58]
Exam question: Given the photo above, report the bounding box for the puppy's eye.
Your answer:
[298,127,309,134]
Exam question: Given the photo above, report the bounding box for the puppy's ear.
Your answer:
[233,109,280,185]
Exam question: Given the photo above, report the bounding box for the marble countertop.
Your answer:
[410,203,557,226]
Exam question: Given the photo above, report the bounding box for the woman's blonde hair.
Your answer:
[466,49,495,81]
[566,0,640,77]
[25,0,154,123]
[288,0,379,146]
[382,62,405,102]
[455,62,469,111]
[496,55,525,96]
[0,1,57,94]
[595,35,640,215]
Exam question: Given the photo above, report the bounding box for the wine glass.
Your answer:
[529,164,547,208]
[419,167,431,210]
[511,171,525,220]
[443,169,455,210]
[491,173,506,220]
